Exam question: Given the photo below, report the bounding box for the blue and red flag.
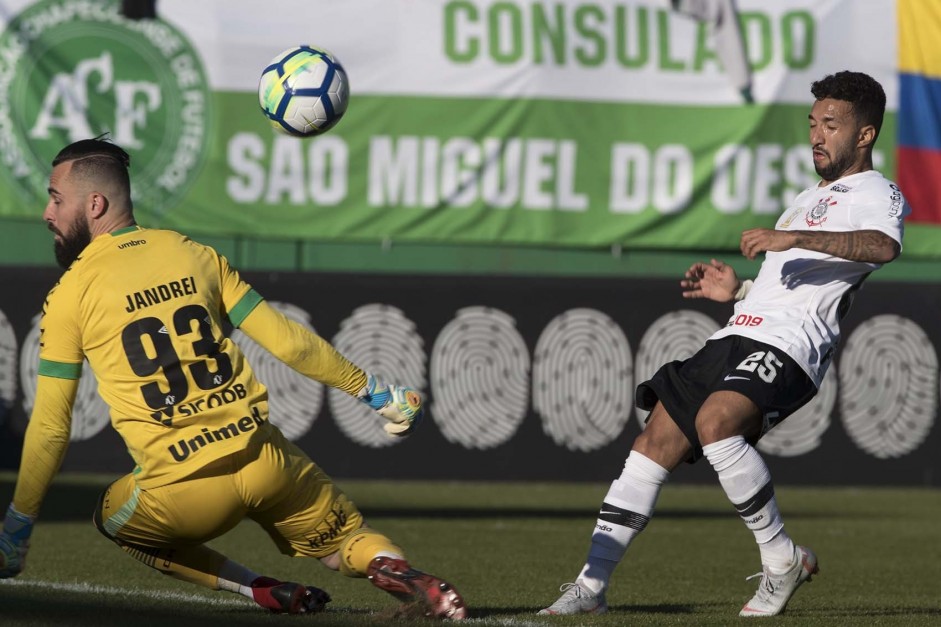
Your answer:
[897,0,941,223]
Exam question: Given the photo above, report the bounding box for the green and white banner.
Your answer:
[1,0,936,256]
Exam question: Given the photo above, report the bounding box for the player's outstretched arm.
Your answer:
[238,300,423,437]
[2,376,77,577]
[740,228,900,263]
[239,299,366,393]
[680,258,742,302]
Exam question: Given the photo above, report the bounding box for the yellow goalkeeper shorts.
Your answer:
[94,428,363,558]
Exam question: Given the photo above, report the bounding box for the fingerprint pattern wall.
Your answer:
[839,315,939,459]
[0,309,16,418]
[533,308,632,453]
[10,304,940,458]
[4,269,939,484]
[431,307,529,450]
[328,304,426,448]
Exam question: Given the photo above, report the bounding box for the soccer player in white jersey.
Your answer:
[0,138,466,619]
[540,70,909,617]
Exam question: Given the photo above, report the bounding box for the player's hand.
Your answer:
[0,505,34,578]
[740,228,797,260]
[680,259,740,302]
[357,373,424,438]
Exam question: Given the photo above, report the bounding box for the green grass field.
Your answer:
[0,472,938,626]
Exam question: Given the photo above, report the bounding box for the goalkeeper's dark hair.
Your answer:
[52,134,132,196]
[811,71,886,142]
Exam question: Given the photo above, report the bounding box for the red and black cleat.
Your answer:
[251,576,331,614]
[367,556,467,620]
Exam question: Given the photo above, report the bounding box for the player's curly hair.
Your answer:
[811,71,886,140]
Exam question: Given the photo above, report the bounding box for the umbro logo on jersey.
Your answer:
[724,375,750,381]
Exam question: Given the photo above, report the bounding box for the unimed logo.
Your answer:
[0,0,211,215]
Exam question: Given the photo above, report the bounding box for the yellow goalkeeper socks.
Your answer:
[118,541,227,590]
[337,527,404,577]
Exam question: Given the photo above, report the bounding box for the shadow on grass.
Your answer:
[791,607,941,618]
[470,602,706,617]
[2,589,276,627]
[0,477,834,523]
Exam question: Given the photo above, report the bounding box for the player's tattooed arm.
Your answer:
[740,228,900,263]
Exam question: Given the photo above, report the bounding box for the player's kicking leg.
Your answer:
[697,391,818,617]
[739,545,818,617]
[539,404,688,615]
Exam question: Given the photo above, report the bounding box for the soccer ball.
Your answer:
[258,45,349,137]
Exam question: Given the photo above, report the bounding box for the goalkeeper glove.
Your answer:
[357,373,424,438]
[0,504,34,578]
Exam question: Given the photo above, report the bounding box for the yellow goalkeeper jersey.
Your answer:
[38,225,274,488]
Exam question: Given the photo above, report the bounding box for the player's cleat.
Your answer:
[366,556,467,620]
[250,576,331,614]
[739,545,819,617]
[537,581,608,615]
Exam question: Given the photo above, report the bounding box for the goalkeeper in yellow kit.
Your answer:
[0,138,466,620]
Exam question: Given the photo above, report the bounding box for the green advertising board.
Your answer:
[0,0,937,270]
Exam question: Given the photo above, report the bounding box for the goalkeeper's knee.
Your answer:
[337,527,403,577]
[93,485,118,542]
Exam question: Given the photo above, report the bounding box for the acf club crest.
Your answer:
[0,0,212,217]
[806,196,836,227]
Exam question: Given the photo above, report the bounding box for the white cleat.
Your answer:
[740,545,819,617]
[537,581,607,615]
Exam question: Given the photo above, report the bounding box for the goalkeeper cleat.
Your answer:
[250,576,331,614]
[367,556,467,620]
[739,545,818,617]
[537,581,608,615]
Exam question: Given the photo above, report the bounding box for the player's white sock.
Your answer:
[702,435,795,573]
[577,451,670,594]
[217,559,260,598]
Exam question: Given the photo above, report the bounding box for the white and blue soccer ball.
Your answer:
[258,45,349,137]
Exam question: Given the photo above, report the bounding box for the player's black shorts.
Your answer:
[636,335,817,462]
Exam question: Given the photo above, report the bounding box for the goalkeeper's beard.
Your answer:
[53,216,92,269]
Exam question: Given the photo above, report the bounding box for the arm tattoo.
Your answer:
[791,230,900,263]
